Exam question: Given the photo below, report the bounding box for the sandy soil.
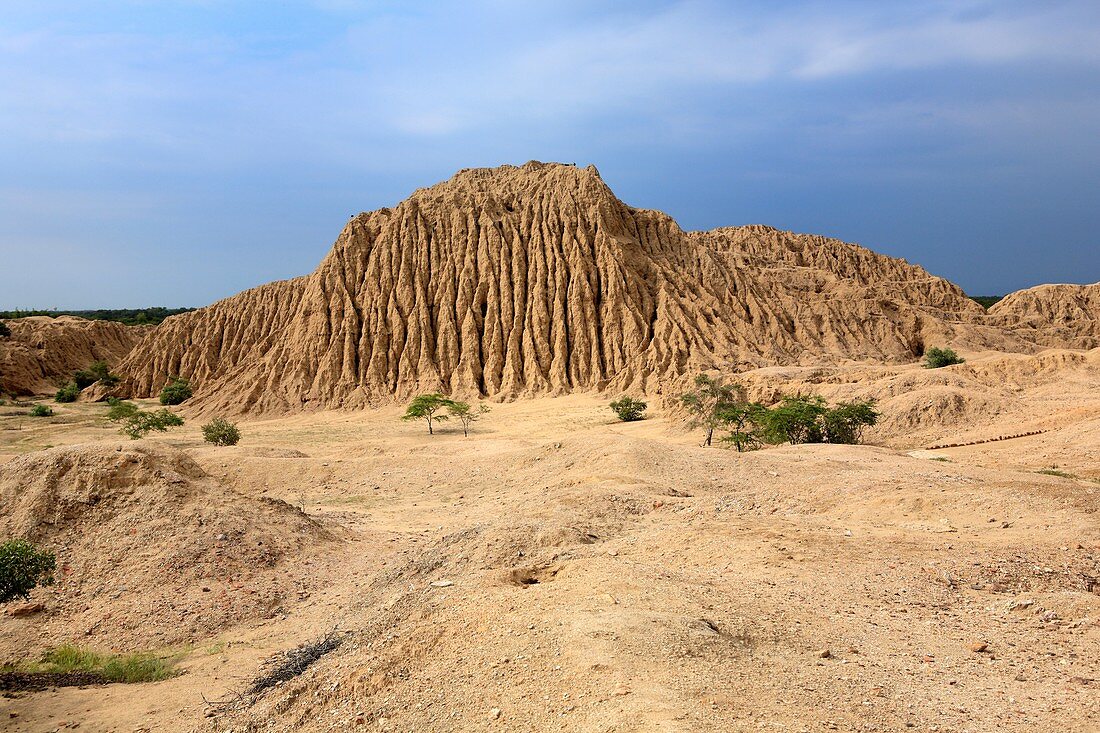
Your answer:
[0,379,1097,732]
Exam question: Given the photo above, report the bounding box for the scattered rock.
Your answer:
[6,602,45,617]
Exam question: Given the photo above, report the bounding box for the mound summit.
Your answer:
[112,162,1087,412]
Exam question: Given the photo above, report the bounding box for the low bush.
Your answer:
[0,540,56,604]
[202,418,241,446]
[106,397,140,422]
[159,377,192,405]
[54,382,80,403]
[121,409,184,440]
[73,369,98,389]
[609,396,647,422]
[923,346,965,369]
[29,404,53,417]
[719,394,880,449]
[0,321,10,338]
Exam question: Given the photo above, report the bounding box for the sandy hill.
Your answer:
[109,161,1060,414]
[989,281,1100,348]
[0,316,145,397]
[0,442,333,650]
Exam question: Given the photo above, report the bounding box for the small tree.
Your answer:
[0,321,10,339]
[681,374,742,446]
[447,401,490,437]
[55,381,80,403]
[609,396,647,422]
[121,409,184,440]
[718,402,766,452]
[159,377,192,406]
[923,347,965,369]
[0,540,56,604]
[402,393,454,435]
[202,418,241,446]
[30,404,53,417]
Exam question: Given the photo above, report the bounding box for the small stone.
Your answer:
[430,580,453,588]
[612,685,631,696]
[6,602,45,617]
[490,708,502,719]
[817,649,831,659]
[215,533,227,541]
[968,642,988,653]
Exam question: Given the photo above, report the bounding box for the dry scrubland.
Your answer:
[0,163,1098,732]
[1,356,1097,733]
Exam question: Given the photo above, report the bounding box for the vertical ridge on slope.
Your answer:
[110,162,1052,413]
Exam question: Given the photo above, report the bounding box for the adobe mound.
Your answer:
[0,442,333,649]
[115,162,1030,414]
[0,316,145,396]
[990,282,1100,348]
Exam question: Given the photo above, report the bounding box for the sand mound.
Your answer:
[990,282,1100,348]
[112,162,1054,414]
[0,442,333,650]
[0,316,146,397]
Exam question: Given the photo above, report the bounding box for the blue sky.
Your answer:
[2,0,1098,308]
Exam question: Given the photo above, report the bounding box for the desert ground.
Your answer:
[1,350,1097,733]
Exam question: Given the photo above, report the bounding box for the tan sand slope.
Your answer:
[0,396,1096,732]
[0,442,334,651]
[0,316,145,397]
[113,162,1056,414]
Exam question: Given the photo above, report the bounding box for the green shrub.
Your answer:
[0,321,10,338]
[121,409,184,440]
[923,347,965,369]
[54,382,80,403]
[609,396,647,422]
[106,397,140,422]
[820,400,880,444]
[755,395,879,446]
[757,395,828,445]
[73,369,98,389]
[159,377,192,406]
[0,540,56,604]
[29,404,53,417]
[202,418,241,446]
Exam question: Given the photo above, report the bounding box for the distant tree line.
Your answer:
[0,307,194,326]
[966,295,1003,309]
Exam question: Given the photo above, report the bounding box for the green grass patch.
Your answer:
[25,643,180,683]
[1037,468,1076,479]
